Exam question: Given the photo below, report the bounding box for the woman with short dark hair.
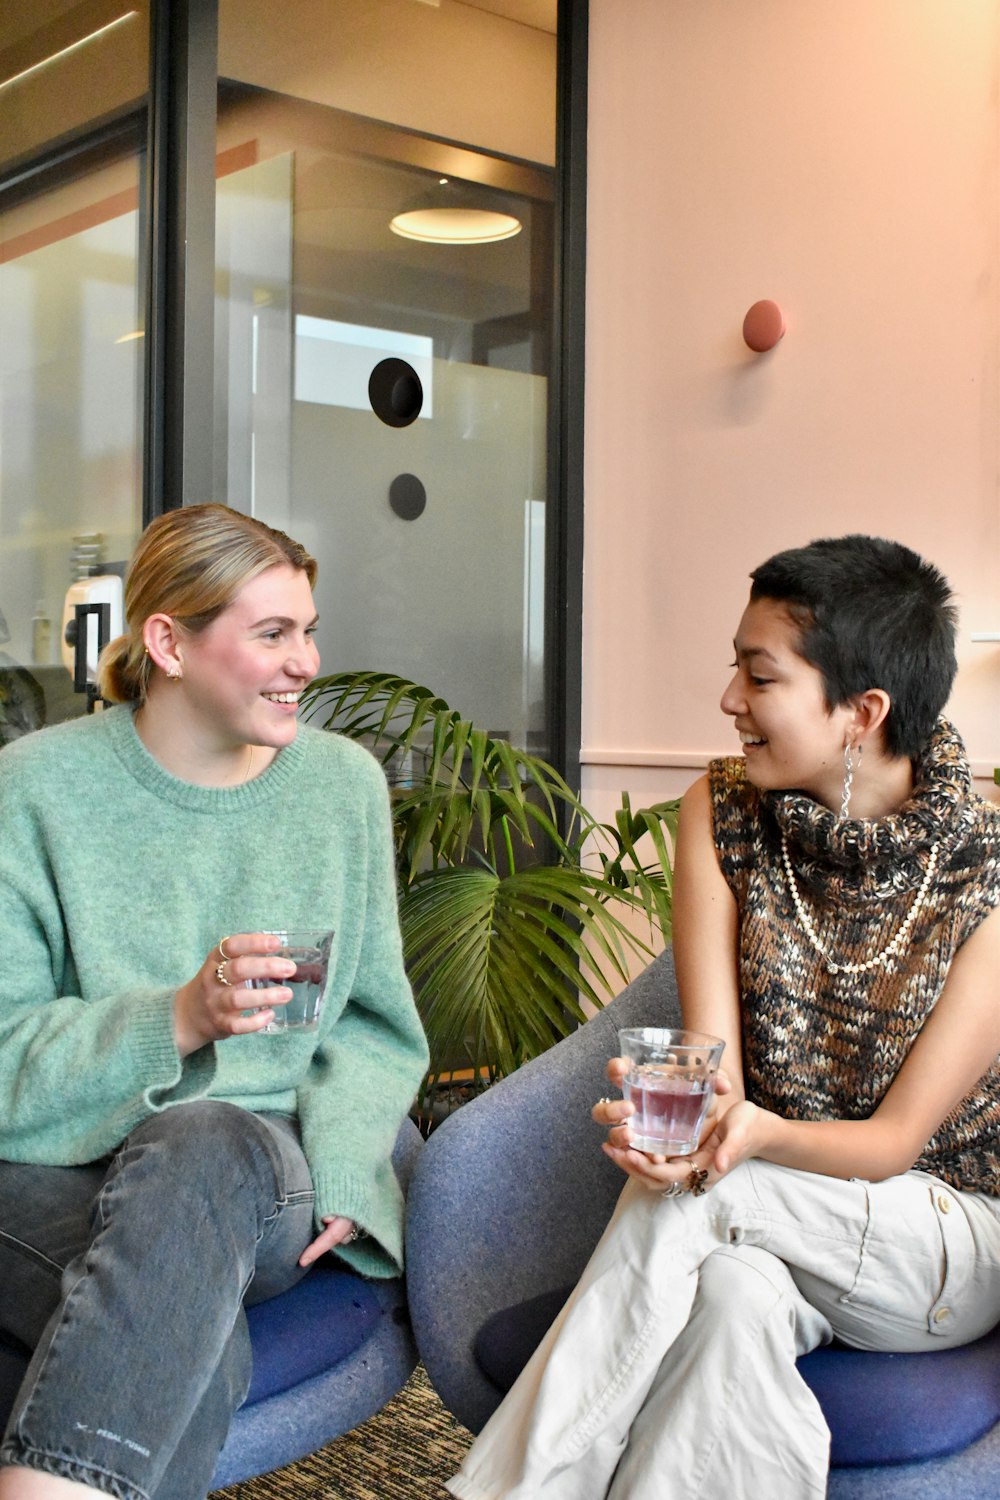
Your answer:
[449,535,1000,1500]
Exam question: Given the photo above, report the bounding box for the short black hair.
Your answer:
[749,535,957,760]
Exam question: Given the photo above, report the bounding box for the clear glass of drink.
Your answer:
[249,929,334,1032]
[617,1027,725,1155]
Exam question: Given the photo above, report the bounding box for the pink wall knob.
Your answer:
[743,300,786,352]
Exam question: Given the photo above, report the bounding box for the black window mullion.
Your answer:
[549,0,588,793]
[144,0,219,522]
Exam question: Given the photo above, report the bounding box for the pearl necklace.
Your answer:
[780,832,940,976]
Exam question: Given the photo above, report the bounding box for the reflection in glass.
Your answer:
[0,2,148,737]
[0,162,144,734]
[213,0,557,750]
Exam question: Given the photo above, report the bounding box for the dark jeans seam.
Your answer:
[0,1231,62,1277]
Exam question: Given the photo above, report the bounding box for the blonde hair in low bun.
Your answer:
[96,504,317,705]
[98,632,151,705]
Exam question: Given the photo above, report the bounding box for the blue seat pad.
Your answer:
[244,1265,384,1404]
[474,1287,1000,1467]
[0,1270,387,1418]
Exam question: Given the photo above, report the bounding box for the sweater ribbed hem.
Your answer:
[311,1164,402,1277]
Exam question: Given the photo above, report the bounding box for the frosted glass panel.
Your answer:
[213,83,554,748]
[291,357,546,739]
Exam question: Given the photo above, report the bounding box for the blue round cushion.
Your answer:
[244,1265,384,1404]
[800,1332,1000,1466]
[474,1288,1000,1468]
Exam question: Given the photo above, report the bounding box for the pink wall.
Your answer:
[582,0,1000,827]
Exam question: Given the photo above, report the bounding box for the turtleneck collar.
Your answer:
[765,717,974,884]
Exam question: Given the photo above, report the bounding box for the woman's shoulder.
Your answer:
[947,792,1000,905]
[965,792,1000,838]
[703,756,764,874]
[0,712,115,790]
[706,755,762,819]
[296,724,392,791]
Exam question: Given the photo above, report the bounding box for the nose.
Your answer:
[288,635,320,680]
[720,670,744,718]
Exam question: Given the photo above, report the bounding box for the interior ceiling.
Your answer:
[290,149,536,326]
[217,86,549,334]
[452,0,556,35]
[2,0,553,338]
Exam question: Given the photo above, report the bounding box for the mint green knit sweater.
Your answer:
[0,707,428,1278]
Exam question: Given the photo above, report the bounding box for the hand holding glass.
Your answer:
[249,929,333,1032]
[617,1028,725,1155]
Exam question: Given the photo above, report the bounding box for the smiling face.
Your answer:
[720,595,857,810]
[174,564,320,754]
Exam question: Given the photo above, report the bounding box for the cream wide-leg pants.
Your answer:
[446,1161,1000,1500]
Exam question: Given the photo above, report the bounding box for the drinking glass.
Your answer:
[617,1027,725,1154]
[249,929,334,1032]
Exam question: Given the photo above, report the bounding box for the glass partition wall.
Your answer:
[0,3,149,738]
[0,0,581,769]
[214,1,557,748]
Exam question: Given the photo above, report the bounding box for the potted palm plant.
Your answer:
[301,671,678,1119]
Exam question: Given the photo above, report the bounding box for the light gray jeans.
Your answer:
[0,1101,317,1500]
[447,1161,1000,1500]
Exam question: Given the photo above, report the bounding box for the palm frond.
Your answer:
[304,672,678,1089]
[400,864,654,1082]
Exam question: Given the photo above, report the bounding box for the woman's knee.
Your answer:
[112,1103,287,1210]
[696,1244,797,1323]
[127,1100,283,1160]
[694,1246,832,1359]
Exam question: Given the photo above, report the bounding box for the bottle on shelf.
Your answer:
[31,601,51,665]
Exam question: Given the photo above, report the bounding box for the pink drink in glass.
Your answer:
[623,1070,712,1154]
[618,1028,725,1155]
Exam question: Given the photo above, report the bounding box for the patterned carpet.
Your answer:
[213,1366,474,1500]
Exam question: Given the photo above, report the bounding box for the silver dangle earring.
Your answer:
[840,739,862,820]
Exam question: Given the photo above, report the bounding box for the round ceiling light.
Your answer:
[389,206,522,245]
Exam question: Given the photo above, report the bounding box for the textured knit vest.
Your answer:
[710,718,1000,1194]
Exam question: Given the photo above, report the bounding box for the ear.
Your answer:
[845,689,891,746]
[142,614,185,678]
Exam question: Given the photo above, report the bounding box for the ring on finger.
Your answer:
[216,960,235,988]
[219,936,235,961]
[660,1182,686,1199]
[687,1168,709,1197]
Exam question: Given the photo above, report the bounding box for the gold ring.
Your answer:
[216,961,235,988]
[687,1168,709,1197]
[219,936,235,960]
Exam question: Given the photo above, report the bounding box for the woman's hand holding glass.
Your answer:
[173,933,295,1056]
[593,1056,741,1192]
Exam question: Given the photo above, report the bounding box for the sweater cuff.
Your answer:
[310,1162,404,1278]
[132,989,219,1109]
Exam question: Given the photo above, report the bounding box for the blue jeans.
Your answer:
[0,1101,317,1500]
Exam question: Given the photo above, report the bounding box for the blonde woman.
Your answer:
[0,504,427,1500]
